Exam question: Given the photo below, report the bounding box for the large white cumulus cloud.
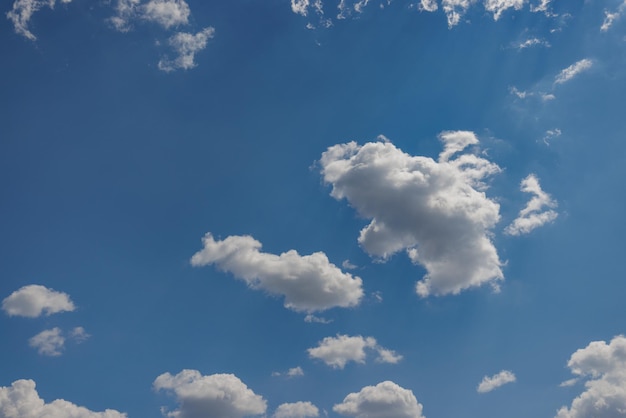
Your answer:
[556,335,626,418]
[0,379,126,418]
[320,133,503,297]
[191,233,363,312]
[2,284,75,318]
[333,381,425,418]
[154,370,266,418]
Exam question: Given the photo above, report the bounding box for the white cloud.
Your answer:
[477,370,516,393]
[484,0,525,21]
[29,327,65,356]
[307,334,402,369]
[291,0,311,16]
[304,314,333,324]
[70,326,91,343]
[542,128,561,145]
[515,37,550,49]
[2,284,75,318]
[274,401,319,418]
[273,367,305,378]
[0,379,127,417]
[419,0,439,12]
[320,133,503,297]
[191,233,363,312]
[442,0,476,27]
[505,174,558,236]
[158,27,215,72]
[556,335,626,418]
[559,378,579,387]
[110,0,190,31]
[529,0,551,13]
[554,59,593,85]
[333,381,425,418]
[6,0,72,41]
[154,370,267,418]
[601,2,626,31]
[109,0,141,31]
[337,0,373,19]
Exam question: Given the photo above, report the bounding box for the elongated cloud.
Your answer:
[2,284,75,318]
[477,370,516,393]
[191,233,363,312]
[334,381,425,418]
[274,401,319,418]
[154,370,266,418]
[505,174,558,235]
[556,335,626,418]
[320,133,503,297]
[158,27,215,72]
[0,379,126,418]
[6,0,72,41]
[308,334,402,369]
[555,59,593,85]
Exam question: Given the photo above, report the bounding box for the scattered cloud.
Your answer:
[304,314,333,324]
[529,0,552,14]
[542,128,561,146]
[477,370,516,393]
[0,379,127,417]
[505,174,558,236]
[274,401,319,418]
[342,260,357,270]
[29,327,65,356]
[2,284,75,318]
[442,0,476,28]
[418,0,438,12]
[555,59,593,85]
[191,233,363,312]
[158,27,215,72]
[556,335,626,418]
[333,381,425,418]
[600,1,626,31]
[559,378,579,387]
[6,0,72,41]
[515,37,550,49]
[110,0,190,31]
[70,326,91,343]
[154,370,266,418]
[320,133,504,297]
[484,0,525,21]
[307,334,402,369]
[337,0,373,19]
[273,367,305,378]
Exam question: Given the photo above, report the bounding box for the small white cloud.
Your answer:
[530,0,552,13]
[141,0,189,28]
[556,335,626,418]
[304,314,333,324]
[419,0,439,12]
[191,233,363,312]
[70,326,90,343]
[342,260,357,270]
[6,0,72,41]
[154,370,267,418]
[109,0,141,32]
[505,174,558,236]
[541,93,556,101]
[0,379,127,417]
[442,0,477,28]
[334,381,425,418]
[274,401,319,418]
[515,37,550,49]
[337,0,373,19]
[158,27,215,72]
[273,367,305,378]
[510,86,528,99]
[559,378,579,387]
[29,327,65,356]
[542,128,561,145]
[2,284,75,318]
[307,334,401,369]
[600,1,625,31]
[554,59,593,85]
[477,370,516,393]
[320,133,503,297]
[291,0,311,16]
[484,0,526,21]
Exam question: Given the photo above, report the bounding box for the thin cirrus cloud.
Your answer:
[556,335,626,418]
[477,370,517,393]
[333,381,425,418]
[190,232,364,313]
[0,379,127,418]
[505,174,558,236]
[273,401,319,418]
[6,0,72,41]
[154,370,267,418]
[2,284,75,318]
[307,334,402,369]
[320,132,504,297]
[554,59,593,85]
[28,326,91,356]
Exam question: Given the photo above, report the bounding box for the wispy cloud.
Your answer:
[555,59,593,85]
[158,27,215,72]
[477,370,516,393]
[6,0,72,41]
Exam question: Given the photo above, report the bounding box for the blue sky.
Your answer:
[2,0,626,417]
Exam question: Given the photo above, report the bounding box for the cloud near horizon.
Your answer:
[191,233,364,312]
[320,132,504,297]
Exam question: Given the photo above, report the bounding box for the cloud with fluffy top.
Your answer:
[191,233,363,312]
[334,381,425,418]
[307,334,402,369]
[158,27,215,72]
[556,335,626,418]
[154,370,266,418]
[555,59,593,85]
[505,174,558,236]
[320,132,503,297]
[2,284,75,318]
[110,0,190,31]
[6,0,72,41]
[274,401,319,418]
[477,370,516,393]
[0,379,126,418]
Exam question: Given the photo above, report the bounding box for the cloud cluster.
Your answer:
[307,334,402,369]
[28,326,90,356]
[6,0,72,41]
[191,233,363,312]
[154,370,267,418]
[320,133,503,297]
[556,336,626,418]
[554,59,593,85]
[0,379,126,418]
[505,174,558,236]
[274,401,319,418]
[333,381,425,418]
[2,284,75,318]
[477,370,516,393]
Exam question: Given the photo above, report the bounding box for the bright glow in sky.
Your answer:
[2,0,626,417]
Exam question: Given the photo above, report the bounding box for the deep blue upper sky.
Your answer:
[2,1,626,418]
